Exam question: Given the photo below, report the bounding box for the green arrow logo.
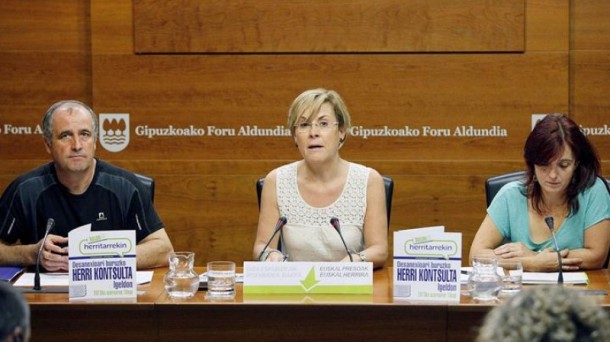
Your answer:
[300,267,320,292]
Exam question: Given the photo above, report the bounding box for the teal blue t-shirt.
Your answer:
[488,178,610,251]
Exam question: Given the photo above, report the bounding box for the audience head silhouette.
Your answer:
[477,286,610,342]
[0,282,30,342]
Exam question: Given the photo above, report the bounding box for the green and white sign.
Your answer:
[68,224,136,300]
[243,262,373,294]
[393,226,462,301]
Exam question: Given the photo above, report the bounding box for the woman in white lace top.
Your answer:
[252,88,388,268]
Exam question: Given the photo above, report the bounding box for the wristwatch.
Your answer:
[358,251,367,262]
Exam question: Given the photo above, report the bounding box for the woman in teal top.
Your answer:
[470,114,610,272]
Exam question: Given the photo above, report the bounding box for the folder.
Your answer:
[0,266,25,282]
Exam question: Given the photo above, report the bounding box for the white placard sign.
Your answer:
[243,261,373,294]
[393,226,461,301]
[68,224,137,300]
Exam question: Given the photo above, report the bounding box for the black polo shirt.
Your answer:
[0,159,163,245]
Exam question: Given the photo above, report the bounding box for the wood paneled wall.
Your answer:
[0,0,608,266]
[133,0,525,53]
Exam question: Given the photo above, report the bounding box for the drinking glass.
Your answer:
[498,260,523,296]
[206,261,236,297]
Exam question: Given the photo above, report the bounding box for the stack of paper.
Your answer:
[13,271,154,287]
[522,272,588,285]
[460,267,588,285]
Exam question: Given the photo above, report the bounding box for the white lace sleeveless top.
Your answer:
[276,161,369,261]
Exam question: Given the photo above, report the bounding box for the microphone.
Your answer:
[257,216,288,261]
[34,218,55,291]
[544,216,563,285]
[330,217,353,262]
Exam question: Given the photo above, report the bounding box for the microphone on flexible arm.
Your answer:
[20,218,68,293]
[544,216,564,285]
[34,218,54,291]
[330,217,353,262]
[257,216,288,261]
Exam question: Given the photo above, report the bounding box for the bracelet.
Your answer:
[259,249,282,261]
[259,249,272,261]
[270,250,289,262]
[358,251,367,262]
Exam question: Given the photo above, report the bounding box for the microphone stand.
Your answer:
[330,217,353,262]
[20,218,68,293]
[545,216,563,285]
[34,218,54,290]
[257,216,288,261]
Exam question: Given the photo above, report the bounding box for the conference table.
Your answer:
[23,267,610,342]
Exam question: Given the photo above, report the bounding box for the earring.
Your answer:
[533,175,537,182]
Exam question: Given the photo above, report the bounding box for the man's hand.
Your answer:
[38,234,69,272]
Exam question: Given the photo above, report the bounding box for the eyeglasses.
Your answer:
[294,121,339,133]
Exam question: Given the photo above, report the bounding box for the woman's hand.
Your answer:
[493,242,537,259]
[264,250,287,262]
[533,248,582,272]
[494,244,583,271]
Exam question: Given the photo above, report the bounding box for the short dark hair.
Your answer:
[0,282,30,341]
[42,100,98,145]
[524,114,601,215]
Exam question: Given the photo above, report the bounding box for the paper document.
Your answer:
[13,271,154,287]
[460,267,588,285]
[521,272,588,285]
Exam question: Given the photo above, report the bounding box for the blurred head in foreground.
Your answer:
[477,286,610,342]
[0,282,30,342]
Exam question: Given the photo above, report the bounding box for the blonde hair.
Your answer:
[287,88,352,141]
